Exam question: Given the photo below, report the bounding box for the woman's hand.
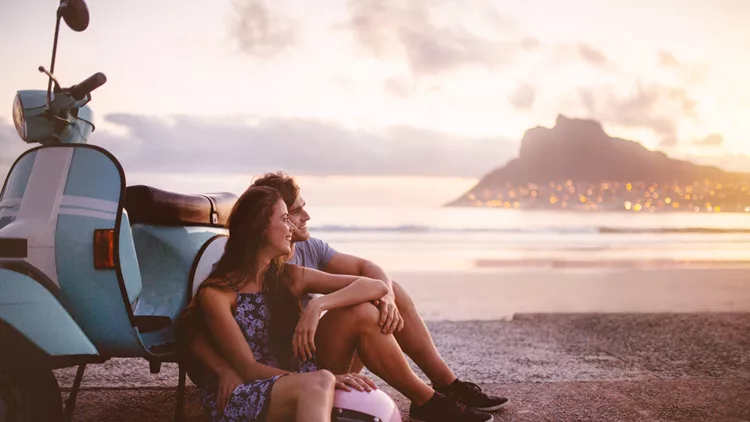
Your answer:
[376,292,404,334]
[334,373,379,392]
[216,368,243,416]
[293,299,323,361]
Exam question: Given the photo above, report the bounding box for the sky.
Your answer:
[2,0,750,206]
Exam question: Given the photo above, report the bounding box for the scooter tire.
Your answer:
[0,365,63,422]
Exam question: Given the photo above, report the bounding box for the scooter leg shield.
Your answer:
[0,268,98,358]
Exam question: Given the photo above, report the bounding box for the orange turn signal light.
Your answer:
[93,229,115,269]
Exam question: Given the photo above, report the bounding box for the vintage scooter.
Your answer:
[0,1,235,421]
[0,1,403,422]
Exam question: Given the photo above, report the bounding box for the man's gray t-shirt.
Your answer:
[286,237,337,270]
[286,238,337,307]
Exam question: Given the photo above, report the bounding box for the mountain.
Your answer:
[447,115,750,209]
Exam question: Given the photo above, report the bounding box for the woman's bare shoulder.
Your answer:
[197,280,235,305]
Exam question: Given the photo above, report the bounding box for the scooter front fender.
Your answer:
[0,268,99,358]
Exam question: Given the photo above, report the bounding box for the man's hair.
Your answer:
[251,172,300,207]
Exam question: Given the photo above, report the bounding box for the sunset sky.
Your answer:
[1,0,749,206]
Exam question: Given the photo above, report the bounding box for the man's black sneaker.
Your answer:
[409,392,493,422]
[435,379,509,412]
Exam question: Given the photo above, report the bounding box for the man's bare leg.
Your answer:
[314,302,434,406]
[350,281,457,388]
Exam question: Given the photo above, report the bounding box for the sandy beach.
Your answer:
[52,267,750,421]
[55,312,750,421]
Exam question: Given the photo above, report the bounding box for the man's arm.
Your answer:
[322,252,403,333]
[191,330,240,378]
[191,331,244,413]
[323,252,393,292]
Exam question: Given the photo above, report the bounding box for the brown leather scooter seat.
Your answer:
[124,185,237,228]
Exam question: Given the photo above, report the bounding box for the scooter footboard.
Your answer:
[0,268,98,360]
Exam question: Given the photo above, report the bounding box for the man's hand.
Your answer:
[377,292,403,334]
[216,368,243,416]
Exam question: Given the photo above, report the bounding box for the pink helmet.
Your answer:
[332,389,403,422]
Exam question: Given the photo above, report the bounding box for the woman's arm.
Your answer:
[290,265,388,302]
[198,286,290,381]
[307,276,387,313]
[289,267,388,360]
[190,330,245,413]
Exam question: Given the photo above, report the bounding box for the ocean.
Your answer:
[305,206,750,272]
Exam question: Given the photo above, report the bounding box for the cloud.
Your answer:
[659,135,679,148]
[577,44,607,67]
[520,37,541,50]
[658,50,681,67]
[343,0,623,90]
[345,0,533,76]
[0,120,34,181]
[0,121,30,166]
[656,50,708,85]
[0,114,517,181]
[230,0,296,57]
[0,121,18,165]
[682,153,750,173]
[384,76,414,98]
[694,133,724,147]
[509,83,535,110]
[95,113,516,178]
[579,82,699,147]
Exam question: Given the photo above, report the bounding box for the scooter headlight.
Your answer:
[12,93,27,141]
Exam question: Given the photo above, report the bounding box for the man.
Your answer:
[193,172,509,416]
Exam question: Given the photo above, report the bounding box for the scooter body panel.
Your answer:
[1,143,231,358]
[0,268,98,357]
[0,150,36,231]
[1,144,151,356]
[53,145,151,355]
[130,224,226,350]
[132,225,226,321]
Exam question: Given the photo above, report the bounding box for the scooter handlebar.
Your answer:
[69,72,107,100]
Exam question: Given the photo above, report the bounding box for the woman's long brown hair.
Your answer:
[177,186,301,371]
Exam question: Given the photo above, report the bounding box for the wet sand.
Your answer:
[389,268,750,320]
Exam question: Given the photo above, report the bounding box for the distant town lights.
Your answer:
[463,179,750,212]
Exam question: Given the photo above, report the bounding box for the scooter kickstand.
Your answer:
[63,363,87,422]
[174,363,186,422]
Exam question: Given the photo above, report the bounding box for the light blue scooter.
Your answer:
[0,1,235,421]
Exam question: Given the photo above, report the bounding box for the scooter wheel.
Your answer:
[0,366,62,422]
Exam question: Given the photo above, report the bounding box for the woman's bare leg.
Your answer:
[315,302,434,405]
[265,370,336,422]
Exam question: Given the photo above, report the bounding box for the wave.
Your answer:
[313,225,597,234]
[312,225,750,235]
[597,227,750,234]
[474,258,750,269]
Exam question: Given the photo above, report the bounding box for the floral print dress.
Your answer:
[200,292,317,421]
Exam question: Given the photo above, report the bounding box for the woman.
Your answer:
[180,186,492,422]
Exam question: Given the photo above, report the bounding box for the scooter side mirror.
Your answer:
[60,0,90,32]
